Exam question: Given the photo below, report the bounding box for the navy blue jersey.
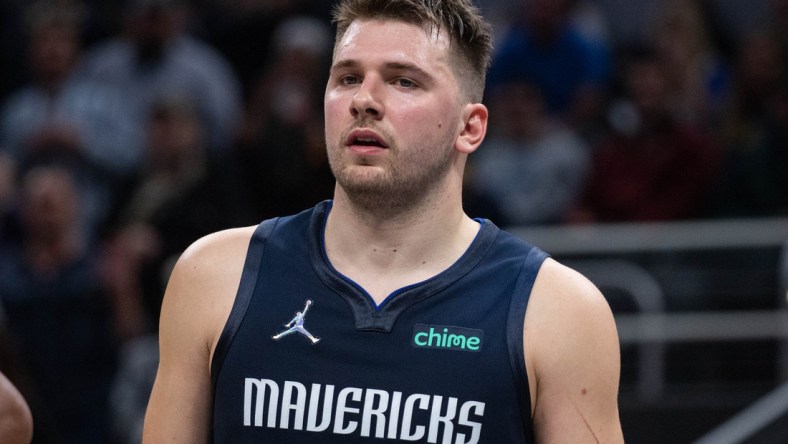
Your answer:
[211,201,549,443]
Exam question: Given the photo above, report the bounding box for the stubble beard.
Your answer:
[328,137,455,221]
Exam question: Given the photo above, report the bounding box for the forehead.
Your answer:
[333,19,453,71]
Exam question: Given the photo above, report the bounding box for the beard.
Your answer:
[327,129,455,219]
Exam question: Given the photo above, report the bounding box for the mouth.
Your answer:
[346,129,389,150]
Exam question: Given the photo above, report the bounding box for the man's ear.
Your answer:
[456,103,488,154]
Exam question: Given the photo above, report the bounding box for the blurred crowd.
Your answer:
[0,0,787,442]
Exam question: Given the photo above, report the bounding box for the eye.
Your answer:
[394,78,417,88]
[340,75,361,86]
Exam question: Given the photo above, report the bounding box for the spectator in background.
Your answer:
[102,94,244,444]
[200,0,333,98]
[771,0,788,63]
[469,80,590,226]
[234,16,335,221]
[79,0,243,158]
[474,0,521,42]
[649,0,731,128]
[488,0,612,132]
[0,163,119,444]
[0,1,28,101]
[575,47,720,222]
[0,0,138,228]
[104,95,244,341]
[0,153,16,247]
[763,82,788,214]
[712,31,788,216]
[569,0,611,48]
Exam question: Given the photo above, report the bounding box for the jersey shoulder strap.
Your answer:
[210,217,279,389]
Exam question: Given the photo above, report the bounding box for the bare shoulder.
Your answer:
[143,226,257,444]
[528,258,614,325]
[0,372,33,444]
[525,258,623,442]
[176,225,258,277]
[525,257,618,385]
[170,226,257,293]
[162,225,257,349]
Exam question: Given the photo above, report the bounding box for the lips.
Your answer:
[346,129,389,149]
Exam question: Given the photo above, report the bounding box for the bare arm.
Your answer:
[0,371,33,444]
[142,227,254,443]
[525,259,624,443]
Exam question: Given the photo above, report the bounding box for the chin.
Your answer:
[332,161,387,185]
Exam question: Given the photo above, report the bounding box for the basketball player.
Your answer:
[142,0,624,442]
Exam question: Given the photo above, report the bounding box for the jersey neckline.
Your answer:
[307,200,499,332]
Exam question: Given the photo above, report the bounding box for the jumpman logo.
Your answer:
[272,299,321,344]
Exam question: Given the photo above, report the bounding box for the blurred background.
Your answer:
[0,0,786,442]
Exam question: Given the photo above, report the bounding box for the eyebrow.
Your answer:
[330,59,437,84]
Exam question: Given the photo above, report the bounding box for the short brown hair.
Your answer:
[332,0,493,103]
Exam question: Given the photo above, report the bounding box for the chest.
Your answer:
[212,254,527,444]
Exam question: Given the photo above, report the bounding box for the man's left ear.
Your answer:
[456,103,488,154]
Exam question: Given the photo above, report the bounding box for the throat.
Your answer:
[323,196,482,306]
[327,241,447,305]
[325,223,481,307]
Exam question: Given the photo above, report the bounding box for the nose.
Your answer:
[350,77,384,119]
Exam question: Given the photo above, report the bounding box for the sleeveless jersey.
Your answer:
[211,201,549,443]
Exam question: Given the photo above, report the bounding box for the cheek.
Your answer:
[324,100,344,140]
[324,117,338,141]
[403,106,456,142]
[413,96,458,133]
[324,89,342,113]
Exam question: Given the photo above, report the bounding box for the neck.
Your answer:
[324,182,479,304]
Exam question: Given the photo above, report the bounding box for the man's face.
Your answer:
[324,19,465,208]
[29,23,79,82]
[21,167,79,240]
[627,60,670,116]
